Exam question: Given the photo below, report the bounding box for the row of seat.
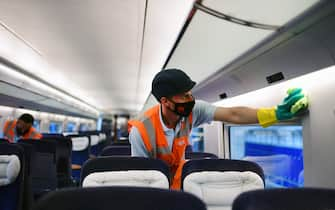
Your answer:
[0,138,261,210]
[0,132,131,210]
[78,157,264,210]
[0,139,65,210]
[34,155,335,210]
[2,139,335,210]
[33,187,335,210]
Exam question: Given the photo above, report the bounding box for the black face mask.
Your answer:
[15,126,24,136]
[169,99,195,117]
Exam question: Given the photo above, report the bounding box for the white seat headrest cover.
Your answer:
[183,171,264,210]
[90,135,99,146]
[83,170,169,189]
[0,155,21,186]
[71,137,89,151]
[99,133,106,142]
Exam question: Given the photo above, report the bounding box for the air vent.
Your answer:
[266,72,284,84]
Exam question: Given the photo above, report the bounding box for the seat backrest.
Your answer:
[16,142,35,210]
[185,152,218,159]
[41,133,64,138]
[0,138,10,143]
[42,136,73,188]
[69,135,90,163]
[88,134,100,156]
[18,139,57,199]
[99,145,131,156]
[34,186,207,210]
[232,188,335,210]
[185,144,193,153]
[182,159,265,210]
[68,134,90,181]
[80,157,170,189]
[0,142,25,210]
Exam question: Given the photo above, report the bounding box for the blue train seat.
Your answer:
[34,186,207,210]
[185,152,218,159]
[99,145,131,156]
[18,139,57,200]
[80,157,170,189]
[185,144,193,153]
[16,142,35,210]
[68,135,90,182]
[232,188,335,210]
[0,142,25,210]
[182,159,265,210]
[42,136,73,188]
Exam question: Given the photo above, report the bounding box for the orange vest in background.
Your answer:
[128,105,192,190]
[3,120,42,143]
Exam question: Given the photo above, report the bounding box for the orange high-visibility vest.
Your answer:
[3,120,42,143]
[128,105,192,190]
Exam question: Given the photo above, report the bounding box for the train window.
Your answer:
[190,127,204,152]
[49,121,63,134]
[33,119,41,132]
[66,122,76,132]
[79,123,88,131]
[229,125,303,188]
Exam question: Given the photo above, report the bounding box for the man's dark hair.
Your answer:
[18,113,34,124]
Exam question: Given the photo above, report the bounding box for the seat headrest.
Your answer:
[183,171,264,210]
[34,186,207,210]
[233,188,335,210]
[90,135,100,146]
[82,170,169,189]
[0,155,21,186]
[71,137,89,151]
[80,157,170,185]
[182,159,265,185]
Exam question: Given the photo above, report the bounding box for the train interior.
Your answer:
[0,1,335,210]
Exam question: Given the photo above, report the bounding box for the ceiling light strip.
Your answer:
[0,20,43,56]
[194,2,280,31]
[0,57,100,116]
[135,0,148,104]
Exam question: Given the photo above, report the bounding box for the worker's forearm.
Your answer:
[213,107,259,124]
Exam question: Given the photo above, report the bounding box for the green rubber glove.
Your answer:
[276,88,308,120]
[257,88,308,127]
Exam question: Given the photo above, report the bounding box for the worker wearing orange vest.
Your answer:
[3,113,42,143]
[128,69,308,190]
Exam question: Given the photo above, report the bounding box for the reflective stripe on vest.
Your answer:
[128,105,193,189]
[27,129,38,139]
[22,127,41,140]
[4,120,16,142]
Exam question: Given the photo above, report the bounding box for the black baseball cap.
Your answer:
[18,113,34,124]
[151,69,196,101]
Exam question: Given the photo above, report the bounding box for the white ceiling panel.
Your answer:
[137,0,195,106]
[0,0,146,113]
[166,0,321,86]
[166,11,273,84]
[0,0,194,115]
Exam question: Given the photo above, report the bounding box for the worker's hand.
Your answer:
[257,88,308,127]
